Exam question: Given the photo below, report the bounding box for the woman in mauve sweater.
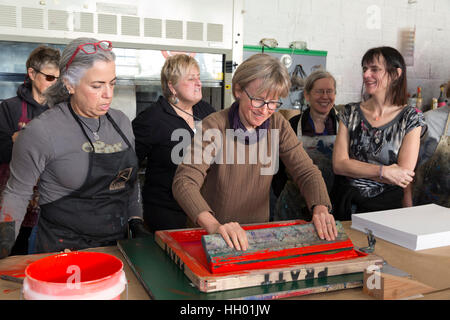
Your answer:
[172,53,336,251]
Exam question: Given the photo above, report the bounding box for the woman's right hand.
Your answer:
[381,164,415,188]
[211,222,249,251]
[197,211,249,251]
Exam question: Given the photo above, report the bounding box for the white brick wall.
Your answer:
[243,0,450,107]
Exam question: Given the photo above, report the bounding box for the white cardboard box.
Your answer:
[351,204,450,251]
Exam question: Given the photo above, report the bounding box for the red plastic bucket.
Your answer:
[23,252,127,300]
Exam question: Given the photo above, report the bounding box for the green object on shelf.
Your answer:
[117,237,363,300]
[244,45,327,57]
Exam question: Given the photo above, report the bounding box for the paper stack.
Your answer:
[351,204,450,251]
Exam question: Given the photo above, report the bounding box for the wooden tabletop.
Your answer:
[292,221,450,300]
[0,220,449,300]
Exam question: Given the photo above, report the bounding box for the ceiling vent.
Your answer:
[187,21,203,41]
[143,18,162,38]
[0,5,16,28]
[73,12,94,33]
[22,7,44,29]
[98,13,117,35]
[48,9,69,31]
[166,20,183,39]
[121,15,140,36]
[207,23,223,42]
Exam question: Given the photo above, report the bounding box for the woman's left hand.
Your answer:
[311,205,337,241]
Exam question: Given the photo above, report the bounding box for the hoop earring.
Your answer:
[171,95,179,105]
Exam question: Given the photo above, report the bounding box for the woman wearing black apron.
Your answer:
[0,37,149,257]
[273,70,339,222]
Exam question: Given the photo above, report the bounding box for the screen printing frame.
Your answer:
[154,220,383,293]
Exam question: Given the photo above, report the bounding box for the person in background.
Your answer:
[132,54,215,232]
[172,53,336,251]
[273,70,340,222]
[0,37,149,259]
[332,46,426,220]
[0,45,60,255]
[413,80,449,207]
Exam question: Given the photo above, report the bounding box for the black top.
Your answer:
[0,81,48,163]
[289,107,338,137]
[132,95,216,211]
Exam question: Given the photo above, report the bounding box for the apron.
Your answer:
[275,110,338,221]
[35,105,138,253]
[413,112,450,207]
[0,101,40,228]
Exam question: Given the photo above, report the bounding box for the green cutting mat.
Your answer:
[117,237,364,300]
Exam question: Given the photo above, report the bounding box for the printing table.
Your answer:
[1,221,449,300]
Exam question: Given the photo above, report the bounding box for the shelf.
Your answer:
[244,45,327,57]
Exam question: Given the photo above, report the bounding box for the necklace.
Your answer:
[171,103,202,121]
[362,103,382,121]
[77,116,101,140]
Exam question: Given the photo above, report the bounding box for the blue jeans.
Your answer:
[27,225,38,254]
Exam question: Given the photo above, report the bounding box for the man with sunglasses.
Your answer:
[0,45,60,255]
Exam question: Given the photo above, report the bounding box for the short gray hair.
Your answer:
[304,70,336,94]
[232,53,291,100]
[45,37,116,107]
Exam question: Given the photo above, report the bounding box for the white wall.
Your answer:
[243,0,450,107]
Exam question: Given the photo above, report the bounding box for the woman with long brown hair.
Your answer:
[332,46,426,220]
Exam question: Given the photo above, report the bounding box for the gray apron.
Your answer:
[274,110,338,221]
[413,112,450,207]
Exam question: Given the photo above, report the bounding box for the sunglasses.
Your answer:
[34,69,59,82]
[65,40,113,71]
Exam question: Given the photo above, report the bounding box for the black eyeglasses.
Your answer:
[65,40,113,71]
[34,69,59,82]
[243,88,282,110]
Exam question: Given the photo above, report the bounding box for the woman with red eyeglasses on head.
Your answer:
[0,37,149,258]
[0,45,60,256]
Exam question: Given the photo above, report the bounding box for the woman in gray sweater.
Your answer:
[0,37,148,257]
